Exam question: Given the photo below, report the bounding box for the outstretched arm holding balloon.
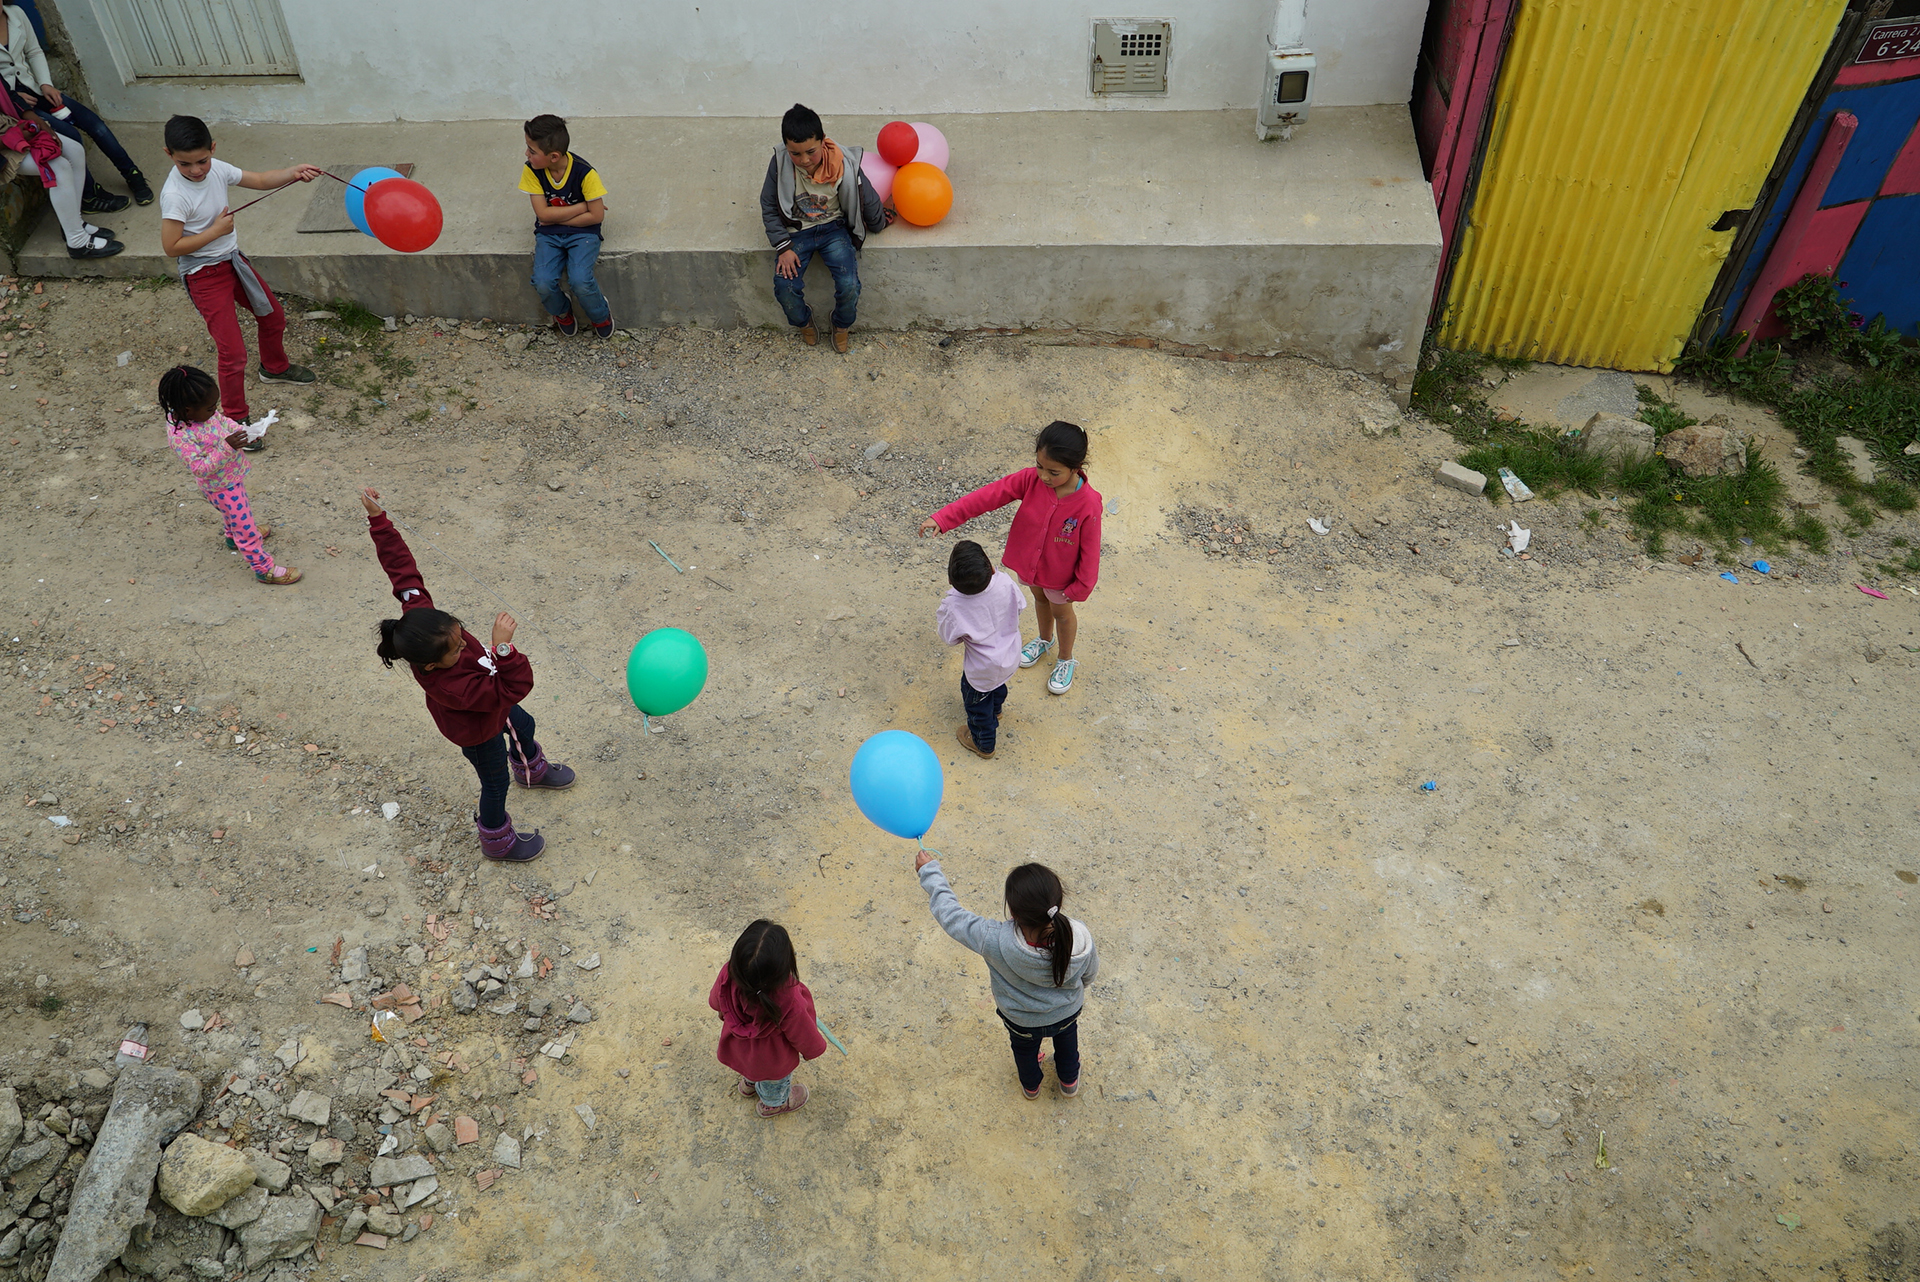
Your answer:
[234,162,325,193]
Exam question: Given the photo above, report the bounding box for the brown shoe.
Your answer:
[756,1081,809,1118]
[254,566,302,585]
[832,327,851,354]
[956,723,994,760]
[799,322,818,346]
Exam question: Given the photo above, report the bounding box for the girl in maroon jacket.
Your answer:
[919,421,1102,696]
[709,919,828,1118]
[361,488,575,863]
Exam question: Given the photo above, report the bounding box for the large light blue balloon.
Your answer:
[849,730,944,840]
[345,167,404,237]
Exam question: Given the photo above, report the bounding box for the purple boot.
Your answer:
[476,813,544,863]
[511,742,577,790]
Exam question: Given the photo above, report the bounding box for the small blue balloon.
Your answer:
[345,167,404,237]
[849,730,944,840]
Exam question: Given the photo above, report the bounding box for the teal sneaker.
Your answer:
[1046,658,1077,695]
[1019,638,1053,669]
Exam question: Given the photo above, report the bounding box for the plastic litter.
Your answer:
[47,815,72,827]
[1720,572,1740,583]
[1751,560,1771,574]
[1420,781,1437,792]
[1497,467,1534,502]
[1857,585,1889,599]
[380,801,400,821]
[1307,518,1330,536]
[369,1010,401,1043]
[115,1024,150,1067]
[115,351,131,367]
[242,409,278,443]
[1504,521,1530,553]
[816,1017,849,1056]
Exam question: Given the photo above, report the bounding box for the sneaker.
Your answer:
[554,312,579,337]
[259,363,315,385]
[1059,1079,1080,1097]
[126,169,155,206]
[1018,638,1053,669]
[591,315,615,340]
[1047,658,1077,695]
[66,236,123,260]
[756,1081,809,1118]
[82,189,130,214]
[1022,1084,1041,1100]
[239,437,268,453]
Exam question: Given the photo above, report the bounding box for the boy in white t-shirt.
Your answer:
[158,114,322,429]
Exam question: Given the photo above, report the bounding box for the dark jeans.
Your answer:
[461,704,537,828]
[773,221,861,330]
[17,90,139,194]
[961,675,1007,753]
[1000,1006,1082,1093]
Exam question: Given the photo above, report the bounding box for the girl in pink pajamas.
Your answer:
[158,365,301,585]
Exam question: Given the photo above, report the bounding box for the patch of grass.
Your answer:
[407,408,431,424]
[1789,511,1830,554]
[37,994,64,1016]
[372,347,415,382]
[324,297,386,336]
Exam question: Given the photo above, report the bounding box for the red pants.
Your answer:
[184,259,288,422]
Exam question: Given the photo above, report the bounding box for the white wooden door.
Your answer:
[100,0,299,78]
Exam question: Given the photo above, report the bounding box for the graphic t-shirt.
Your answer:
[160,158,245,271]
[518,153,607,238]
[795,169,842,227]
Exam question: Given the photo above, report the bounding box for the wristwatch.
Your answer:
[492,643,514,658]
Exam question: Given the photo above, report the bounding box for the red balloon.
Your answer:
[876,121,919,169]
[363,178,443,253]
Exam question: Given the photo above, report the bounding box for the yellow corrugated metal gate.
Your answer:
[1438,0,1847,371]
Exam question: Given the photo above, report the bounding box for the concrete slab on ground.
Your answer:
[14,109,1439,388]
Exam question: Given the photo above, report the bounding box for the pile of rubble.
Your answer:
[1,909,601,1282]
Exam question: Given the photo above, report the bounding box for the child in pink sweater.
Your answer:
[159,365,300,585]
[919,421,1101,695]
[938,540,1025,758]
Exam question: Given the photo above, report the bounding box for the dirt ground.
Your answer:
[2,275,1918,1282]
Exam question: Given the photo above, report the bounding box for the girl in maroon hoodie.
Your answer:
[362,488,575,863]
[919,421,1102,696]
[709,920,828,1118]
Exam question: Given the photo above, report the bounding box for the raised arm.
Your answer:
[360,488,433,609]
[916,858,1001,956]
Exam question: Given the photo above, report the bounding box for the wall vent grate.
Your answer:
[1091,20,1171,95]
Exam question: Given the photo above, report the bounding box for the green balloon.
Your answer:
[625,628,708,716]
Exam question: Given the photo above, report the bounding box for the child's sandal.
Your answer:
[254,566,302,585]
[755,1082,809,1118]
[737,1076,757,1098]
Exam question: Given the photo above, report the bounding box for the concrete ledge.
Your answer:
[14,109,1439,385]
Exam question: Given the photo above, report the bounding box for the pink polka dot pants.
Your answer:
[208,483,277,577]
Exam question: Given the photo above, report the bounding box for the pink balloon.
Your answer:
[859,148,897,204]
[909,122,950,172]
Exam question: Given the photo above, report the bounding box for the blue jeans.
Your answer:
[961,676,1007,753]
[460,705,537,829]
[773,222,860,330]
[752,1073,793,1107]
[18,90,139,195]
[1000,1007,1081,1093]
[530,230,610,324]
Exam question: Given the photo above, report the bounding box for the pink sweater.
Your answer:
[932,469,1103,602]
[165,412,249,498]
[937,570,1026,690]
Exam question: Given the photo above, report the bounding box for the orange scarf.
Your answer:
[801,138,845,187]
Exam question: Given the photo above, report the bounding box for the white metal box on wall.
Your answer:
[1090,19,1171,95]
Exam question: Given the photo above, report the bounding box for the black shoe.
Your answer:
[239,438,268,453]
[258,363,316,386]
[125,170,155,206]
[554,312,578,337]
[83,225,114,241]
[67,236,124,260]
[82,190,130,215]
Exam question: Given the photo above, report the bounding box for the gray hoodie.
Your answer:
[758,145,886,254]
[918,860,1098,1025]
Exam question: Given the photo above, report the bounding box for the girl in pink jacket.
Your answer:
[159,365,300,585]
[920,421,1101,695]
[709,920,828,1118]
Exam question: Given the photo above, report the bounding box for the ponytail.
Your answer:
[1005,863,1071,986]
[375,608,461,669]
[157,365,219,429]
[1034,420,1089,474]
[729,919,799,1025]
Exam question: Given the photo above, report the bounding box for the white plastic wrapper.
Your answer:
[243,409,279,442]
[1505,520,1531,553]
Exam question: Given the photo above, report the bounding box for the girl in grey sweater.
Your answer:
[916,854,1098,1099]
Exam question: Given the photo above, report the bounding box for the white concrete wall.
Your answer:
[60,0,1427,123]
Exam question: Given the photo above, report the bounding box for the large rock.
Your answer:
[157,1133,256,1217]
[0,1087,21,1168]
[245,1150,293,1192]
[368,1154,433,1187]
[1571,411,1656,462]
[239,1192,322,1269]
[45,1067,201,1282]
[1661,423,1747,477]
[2,1140,61,1216]
[284,1090,331,1127]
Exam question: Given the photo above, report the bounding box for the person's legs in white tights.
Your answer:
[17,136,107,249]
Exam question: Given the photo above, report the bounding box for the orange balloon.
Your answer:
[891,161,953,227]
